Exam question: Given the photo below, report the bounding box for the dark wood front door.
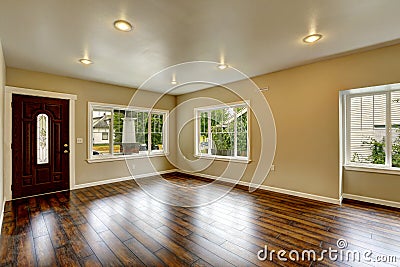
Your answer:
[12,94,70,198]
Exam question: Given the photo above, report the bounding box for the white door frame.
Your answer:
[4,86,77,200]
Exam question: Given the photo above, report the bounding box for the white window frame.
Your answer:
[88,102,169,163]
[194,101,250,163]
[341,82,400,174]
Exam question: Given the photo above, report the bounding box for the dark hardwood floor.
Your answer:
[1,172,399,266]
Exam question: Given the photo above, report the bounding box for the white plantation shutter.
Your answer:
[391,91,400,126]
[391,91,400,167]
[349,94,386,164]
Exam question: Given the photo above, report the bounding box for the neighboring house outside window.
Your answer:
[92,112,111,145]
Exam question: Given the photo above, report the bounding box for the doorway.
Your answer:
[12,94,70,198]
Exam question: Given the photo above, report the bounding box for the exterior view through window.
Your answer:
[196,102,249,160]
[345,88,400,168]
[90,103,167,159]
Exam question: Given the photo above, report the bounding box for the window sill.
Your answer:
[87,152,169,163]
[344,164,400,175]
[194,154,251,164]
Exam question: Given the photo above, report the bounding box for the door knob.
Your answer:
[64,144,69,147]
[64,150,69,154]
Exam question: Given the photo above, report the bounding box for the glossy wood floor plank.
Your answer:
[124,237,165,267]
[1,172,400,266]
[34,235,58,267]
[81,254,102,267]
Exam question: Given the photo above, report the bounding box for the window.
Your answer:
[344,84,400,169]
[37,113,49,164]
[195,102,249,160]
[89,103,168,160]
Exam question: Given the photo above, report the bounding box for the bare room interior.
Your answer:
[0,1,399,266]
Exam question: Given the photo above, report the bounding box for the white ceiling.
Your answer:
[1,0,400,95]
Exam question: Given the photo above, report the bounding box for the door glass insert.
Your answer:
[37,114,49,164]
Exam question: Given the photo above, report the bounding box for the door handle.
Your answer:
[64,144,69,154]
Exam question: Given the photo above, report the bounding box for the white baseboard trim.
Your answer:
[0,198,6,235]
[73,169,178,190]
[342,193,400,209]
[179,170,341,205]
[133,169,178,179]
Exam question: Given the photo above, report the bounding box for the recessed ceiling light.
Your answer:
[114,20,133,32]
[79,58,93,65]
[217,63,228,70]
[303,33,323,44]
[171,80,178,85]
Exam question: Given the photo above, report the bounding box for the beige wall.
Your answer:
[344,170,400,202]
[6,68,176,192]
[177,43,400,201]
[5,43,400,203]
[0,41,5,212]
